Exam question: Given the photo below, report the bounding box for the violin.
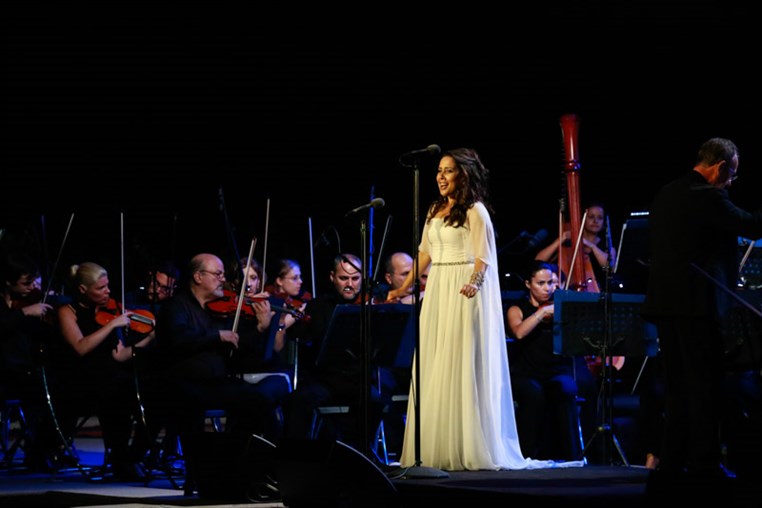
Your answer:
[282,290,312,313]
[206,289,306,320]
[11,287,43,310]
[353,292,378,304]
[10,288,70,325]
[262,284,312,318]
[95,298,155,335]
[538,298,554,322]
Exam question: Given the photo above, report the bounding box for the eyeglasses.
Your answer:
[199,270,225,280]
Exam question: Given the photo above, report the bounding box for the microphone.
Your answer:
[344,197,385,217]
[399,144,441,164]
[524,229,548,250]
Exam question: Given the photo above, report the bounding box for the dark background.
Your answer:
[2,3,759,294]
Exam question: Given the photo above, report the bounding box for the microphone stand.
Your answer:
[398,159,448,479]
[580,226,629,465]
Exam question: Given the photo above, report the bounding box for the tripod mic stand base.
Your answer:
[582,424,630,466]
[392,465,450,479]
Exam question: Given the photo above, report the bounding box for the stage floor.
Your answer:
[1,435,757,507]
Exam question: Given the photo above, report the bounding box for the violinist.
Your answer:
[125,261,179,313]
[0,252,63,471]
[375,252,413,303]
[266,258,311,357]
[226,256,295,384]
[506,260,597,461]
[376,251,429,304]
[53,262,150,481]
[155,253,288,445]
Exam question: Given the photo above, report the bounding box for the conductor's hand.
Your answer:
[219,330,239,349]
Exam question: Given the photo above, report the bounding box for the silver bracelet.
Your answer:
[469,271,485,289]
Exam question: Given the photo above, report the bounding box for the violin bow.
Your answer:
[166,211,179,299]
[42,213,75,305]
[308,217,317,297]
[118,212,130,345]
[233,237,257,334]
[260,198,270,293]
[118,212,153,338]
[120,212,126,313]
[36,212,88,476]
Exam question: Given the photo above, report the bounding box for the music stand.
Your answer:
[316,303,417,373]
[313,303,416,449]
[612,218,650,294]
[553,291,658,359]
[738,237,762,290]
[552,290,658,464]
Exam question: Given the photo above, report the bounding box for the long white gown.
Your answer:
[400,203,582,471]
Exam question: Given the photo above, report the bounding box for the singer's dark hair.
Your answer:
[428,147,493,228]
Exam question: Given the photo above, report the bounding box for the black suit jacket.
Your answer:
[642,170,762,321]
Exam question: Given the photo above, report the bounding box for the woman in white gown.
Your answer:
[387,148,581,471]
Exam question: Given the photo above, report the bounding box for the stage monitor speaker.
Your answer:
[274,438,401,508]
[185,432,279,503]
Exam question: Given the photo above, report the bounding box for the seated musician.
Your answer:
[125,261,179,313]
[535,202,624,373]
[224,256,296,388]
[506,260,597,461]
[283,253,398,453]
[0,252,64,471]
[375,251,427,304]
[155,253,290,445]
[54,262,152,481]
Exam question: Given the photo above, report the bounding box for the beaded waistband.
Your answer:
[431,260,474,266]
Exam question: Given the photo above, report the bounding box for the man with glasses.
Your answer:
[642,138,762,499]
[155,253,289,457]
[126,261,179,313]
